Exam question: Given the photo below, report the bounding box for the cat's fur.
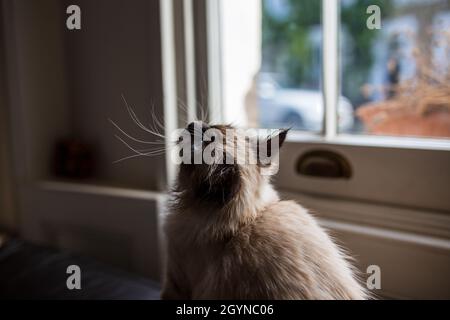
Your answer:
[162,122,367,300]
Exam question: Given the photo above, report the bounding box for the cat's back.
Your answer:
[166,200,366,299]
[215,200,367,299]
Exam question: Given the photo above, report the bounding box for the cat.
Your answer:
[161,121,368,300]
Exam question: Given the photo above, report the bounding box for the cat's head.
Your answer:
[173,121,288,208]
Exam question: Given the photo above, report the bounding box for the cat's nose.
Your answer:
[187,121,209,135]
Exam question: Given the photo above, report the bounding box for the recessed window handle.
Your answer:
[296,150,352,179]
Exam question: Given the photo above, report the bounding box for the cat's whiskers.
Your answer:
[108,118,164,145]
[114,135,166,156]
[121,94,167,139]
[110,94,170,163]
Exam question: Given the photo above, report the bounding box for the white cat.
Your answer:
[162,122,367,300]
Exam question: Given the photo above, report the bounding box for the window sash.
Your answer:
[185,0,450,150]
[164,0,450,209]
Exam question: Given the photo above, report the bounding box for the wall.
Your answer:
[2,0,167,280]
[0,2,16,232]
[4,0,167,191]
[62,0,166,190]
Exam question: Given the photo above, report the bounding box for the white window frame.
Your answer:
[323,0,339,139]
[194,0,450,210]
[164,0,450,213]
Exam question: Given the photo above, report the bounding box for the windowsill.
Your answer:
[34,180,166,201]
[280,189,450,241]
[286,131,450,151]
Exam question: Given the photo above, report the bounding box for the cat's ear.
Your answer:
[274,128,289,148]
[257,128,289,165]
[265,128,289,156]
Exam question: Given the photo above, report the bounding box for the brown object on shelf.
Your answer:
[53,138,96,179]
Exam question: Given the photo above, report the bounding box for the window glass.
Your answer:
[340,0,450,138]
[258,0,324,131]
[220,0,324,131]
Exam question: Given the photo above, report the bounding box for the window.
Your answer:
[198,1,450,220]
[165,0,450,210]
[219,0,450,140]
[341,0,450,138]
[220,0,325,132]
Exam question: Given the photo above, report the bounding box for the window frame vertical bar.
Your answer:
[160,0,178,186]
[206,0,223,124]
[322,0,340,139]
[183,0,197,123]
